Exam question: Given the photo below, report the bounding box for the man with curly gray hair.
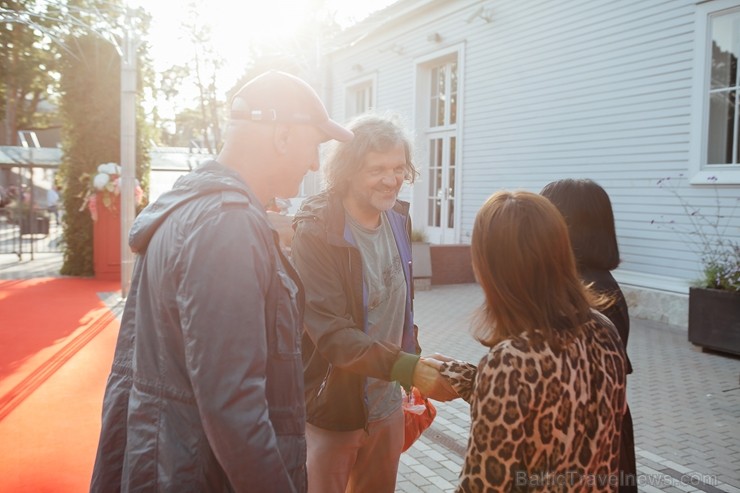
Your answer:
[291,113,456,493]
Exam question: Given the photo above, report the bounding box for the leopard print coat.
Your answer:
[441,314,627,492]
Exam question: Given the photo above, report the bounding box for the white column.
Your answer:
[120,26,137,298]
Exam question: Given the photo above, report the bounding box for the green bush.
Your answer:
[58,34,149,276]
[410,229,428,243]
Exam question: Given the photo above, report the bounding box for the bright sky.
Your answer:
[127,0,395,114]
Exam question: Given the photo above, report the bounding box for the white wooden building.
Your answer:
[313,0,740,327]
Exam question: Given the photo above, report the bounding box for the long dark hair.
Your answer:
[471,191,605,348]
[540,179,621,271]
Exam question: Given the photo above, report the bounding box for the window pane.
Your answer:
[449,136,456,168]
[448,197,454,228]
[427,142,442,229]
[348,83,373,117]
[428,140,437,196]
[429,97,438,127]
[437,97,445,126]
[448,137,455,228]
[451,62,458,93]
[438,65,446,125]
[448,137,456,193]
[450,94,457,126]
[429,65,446,127]
[438,65,446,97]
[429,68,438,127]
[710,12,740,89]
[450,62,458,125]
[436,137,443,172]
[707,90,735,164]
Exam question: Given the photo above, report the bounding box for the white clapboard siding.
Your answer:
[324,0,740,293]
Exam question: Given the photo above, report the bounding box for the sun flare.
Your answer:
[132,0,390,61]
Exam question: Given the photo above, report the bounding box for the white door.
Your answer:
[419,56,459,243]
[425,134,456,243]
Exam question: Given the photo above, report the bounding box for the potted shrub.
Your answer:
[655,176,740,355]
[688,255,740,356]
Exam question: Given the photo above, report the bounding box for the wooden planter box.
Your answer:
[430,244,475,285]
[688,287,740,356]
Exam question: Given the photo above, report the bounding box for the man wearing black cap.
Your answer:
[90,71,352,493]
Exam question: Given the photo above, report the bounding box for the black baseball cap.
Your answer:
[230,70,353,142]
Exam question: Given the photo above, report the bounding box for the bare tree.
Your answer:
[180,0,224,152]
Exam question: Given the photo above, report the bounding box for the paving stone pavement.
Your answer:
[403,284,740,493]
[0,252,68,279]
[3,254,739,492]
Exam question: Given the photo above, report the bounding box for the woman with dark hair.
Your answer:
[541,178,637,493]
[424,191,628,492]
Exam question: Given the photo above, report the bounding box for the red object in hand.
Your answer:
[402,387,436,452]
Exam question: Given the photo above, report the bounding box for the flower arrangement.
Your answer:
[652,175,739,292]
[79,162,144,221]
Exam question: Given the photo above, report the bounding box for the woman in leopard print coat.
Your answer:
[424,191,627,492]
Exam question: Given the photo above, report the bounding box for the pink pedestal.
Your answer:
[93,197,121,282]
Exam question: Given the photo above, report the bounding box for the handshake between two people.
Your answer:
[410,353,460,402]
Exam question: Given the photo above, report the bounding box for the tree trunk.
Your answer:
[3,23,18,146]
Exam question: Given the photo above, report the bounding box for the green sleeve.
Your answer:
[391,352,420,389]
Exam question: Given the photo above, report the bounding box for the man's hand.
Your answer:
[412,359,458,402]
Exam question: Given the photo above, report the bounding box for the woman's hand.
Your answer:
[422,355,477,404]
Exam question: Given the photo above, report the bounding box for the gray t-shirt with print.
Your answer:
[346,211,406,422]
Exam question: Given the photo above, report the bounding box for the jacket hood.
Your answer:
[293,191,331,225]
[129,160,251,253]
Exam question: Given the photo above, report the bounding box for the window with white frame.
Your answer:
[691,0,740,183]
[345,79,375,119]
[420,54,460,243]
[428,60,458,128]
[707,9,740,165]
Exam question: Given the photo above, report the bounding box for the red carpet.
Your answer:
[0,278,121,493]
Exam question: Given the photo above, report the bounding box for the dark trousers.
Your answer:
[619,405,638,493]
